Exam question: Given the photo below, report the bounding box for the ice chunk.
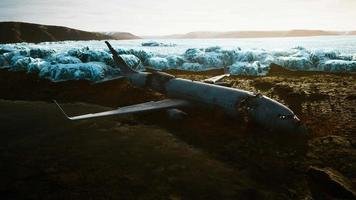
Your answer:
[28,59,48,73]
[148,57,169,70]
[229,61,264,76]
[184,48,204,61]
[166,55,185,67]
[68,47,111,63]
[39,62,113,81]
[29,48,55,58]
[195,52,225,68]
[141,41,176,47]
[11,57,36,71]
[205,46,222,52]
[274,56,314,71]
[120,54,143,70]
[114,48,153,66]
[322,60,356,72]
[0,45,17,54]
[51,53,82,64]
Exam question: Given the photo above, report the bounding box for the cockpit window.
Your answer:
[278,114,295,120]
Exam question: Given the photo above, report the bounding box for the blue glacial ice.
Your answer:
[141,41,176,47]
[0,40,355,82]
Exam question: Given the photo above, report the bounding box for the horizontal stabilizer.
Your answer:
[202,74,230,84]
[93,76,126,84]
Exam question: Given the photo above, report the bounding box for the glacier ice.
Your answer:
[114,48,153,66]
[120,54,143,70]
[148,57,169,70]
[141,41,176,47]
[39,62,113,81]
[0,40,355,82]
[322,60,356,72]
[50,54,82,64]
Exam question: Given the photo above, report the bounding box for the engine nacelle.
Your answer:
[166,108,187,120]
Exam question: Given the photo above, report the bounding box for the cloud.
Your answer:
[0,0,355,35]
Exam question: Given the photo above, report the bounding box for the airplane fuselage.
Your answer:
[127,71,307,135]
[166,78,251,116]
[128,72,254,116]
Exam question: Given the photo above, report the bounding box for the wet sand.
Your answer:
[0,66,355,199]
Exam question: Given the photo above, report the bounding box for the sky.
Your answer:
[0,0,355,35]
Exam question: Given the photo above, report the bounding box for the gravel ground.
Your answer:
[0,66,355,199]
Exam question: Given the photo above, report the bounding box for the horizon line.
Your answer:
[2,21,356,37]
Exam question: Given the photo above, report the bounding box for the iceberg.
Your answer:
[141,41,176,47]
[148,57,169,70]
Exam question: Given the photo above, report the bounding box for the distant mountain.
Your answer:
[102,32,141,40]
[147,30,356,39]
[0,22,140,44]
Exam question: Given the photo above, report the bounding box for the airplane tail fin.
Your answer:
[105,41,137,75]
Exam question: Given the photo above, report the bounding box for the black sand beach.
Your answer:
[0,66,355,199]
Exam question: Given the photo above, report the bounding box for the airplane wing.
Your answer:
[202,74,230,84]
[93,76,126,84]
[53,99,190,121]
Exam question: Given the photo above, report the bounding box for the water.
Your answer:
[0,36,355,81]
[31,36,356,54]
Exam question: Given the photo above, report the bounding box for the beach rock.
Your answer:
[307,166,356,199]
[345,94,356,101]
[311,135,352,148]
